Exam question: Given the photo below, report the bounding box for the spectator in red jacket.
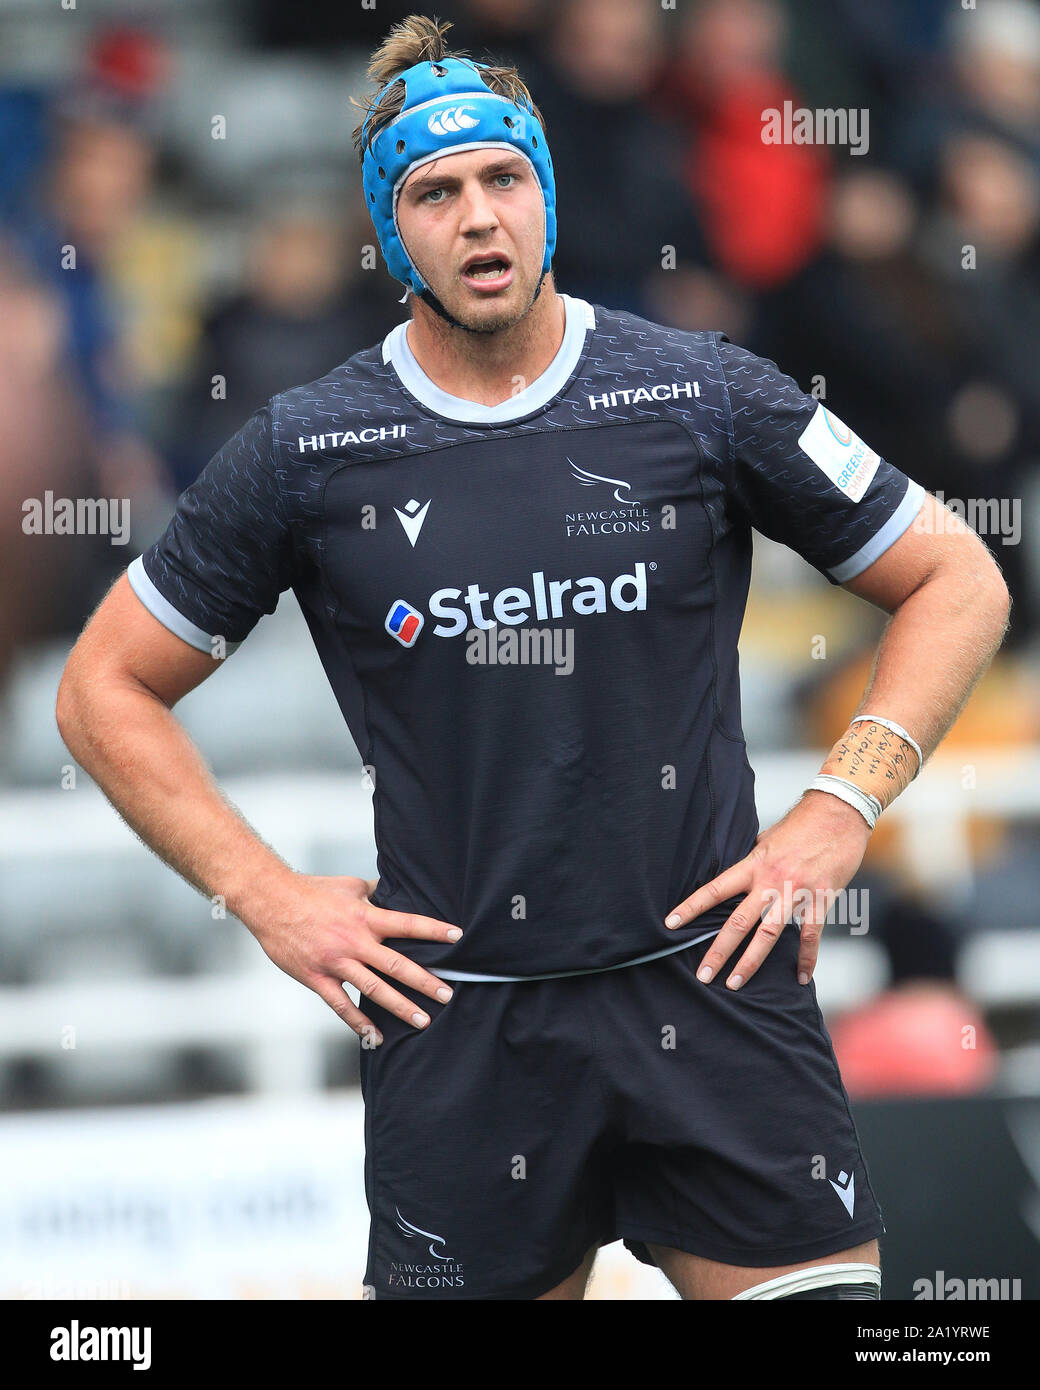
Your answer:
[652,0,830,291]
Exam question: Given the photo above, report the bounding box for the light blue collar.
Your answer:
[381,293,596,423]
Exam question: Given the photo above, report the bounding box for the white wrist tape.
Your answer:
[849,714,923,779]
[808,774,881,829]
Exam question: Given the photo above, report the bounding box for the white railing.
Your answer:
[0,751,1035,1093]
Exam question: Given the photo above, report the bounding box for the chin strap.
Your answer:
[415,270,547,331]
[417,287,464,329]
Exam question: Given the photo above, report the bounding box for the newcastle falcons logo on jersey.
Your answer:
[569,461,642,505]
[566,460,650,538]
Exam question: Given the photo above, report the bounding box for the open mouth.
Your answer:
[462,256,513,284]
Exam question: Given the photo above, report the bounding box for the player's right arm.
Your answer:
[55,409,459,1040]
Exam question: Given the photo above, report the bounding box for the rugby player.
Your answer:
[56,15,1011,1300]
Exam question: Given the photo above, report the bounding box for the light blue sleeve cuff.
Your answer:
[828,478,927,583]
[127,555,240,655]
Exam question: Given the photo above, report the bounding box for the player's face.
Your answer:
[397,148,546,331]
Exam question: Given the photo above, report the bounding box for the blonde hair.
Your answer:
[350,13,545,160]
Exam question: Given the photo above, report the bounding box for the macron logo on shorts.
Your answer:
[829,1168,856,1219]
[385,600,424,646]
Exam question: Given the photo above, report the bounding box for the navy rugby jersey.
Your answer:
[128,294,925,980]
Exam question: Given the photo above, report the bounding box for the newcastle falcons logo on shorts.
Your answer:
[395,1207,454,1259]
[388,1208,467,1290]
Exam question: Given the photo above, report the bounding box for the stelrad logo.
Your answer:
[384,563,649,644]
[385,600,424,647]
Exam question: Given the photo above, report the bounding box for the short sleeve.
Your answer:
[714,335,926,585]
[127,404,295,652]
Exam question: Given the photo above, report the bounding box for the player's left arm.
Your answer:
[667,489,1006,989]
[667,489,1010,990]
[664,338,1012,989]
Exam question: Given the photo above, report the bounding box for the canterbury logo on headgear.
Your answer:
[427,106,479,134]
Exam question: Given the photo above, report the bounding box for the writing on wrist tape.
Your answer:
[818,714,921,812]
[848,714,923,778]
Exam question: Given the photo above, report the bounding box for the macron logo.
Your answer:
[829,1169,856,1219]
[394,497,431,547]
[428,106,479,135]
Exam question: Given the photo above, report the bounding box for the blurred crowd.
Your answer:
[2,1,1039,1099]
[2,0,1039,667]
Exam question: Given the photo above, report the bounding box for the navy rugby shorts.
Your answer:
[358,921,884,1299]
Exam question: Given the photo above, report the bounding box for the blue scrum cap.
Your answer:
[361,55,556,296]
